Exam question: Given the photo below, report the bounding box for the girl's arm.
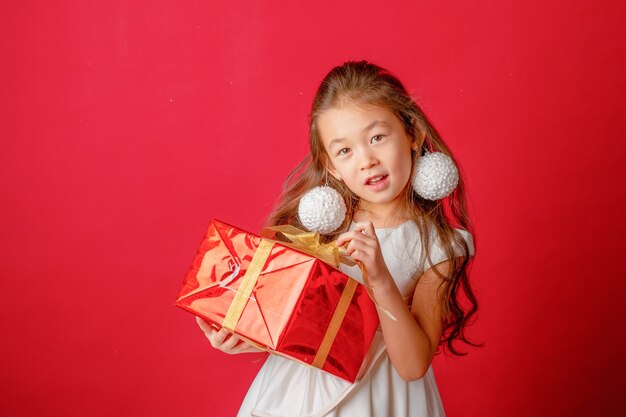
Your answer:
[371,261,450,381]
[336,221,450,381]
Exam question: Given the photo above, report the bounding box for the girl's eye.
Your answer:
[371,134,385,144]
[337,148,350,156]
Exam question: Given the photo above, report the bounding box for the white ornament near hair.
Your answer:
[412,151,459,200]
[298,185,347,234]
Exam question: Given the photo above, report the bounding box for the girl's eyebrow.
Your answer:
[328,120,390,148]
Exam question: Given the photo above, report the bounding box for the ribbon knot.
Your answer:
[260,225,356,269]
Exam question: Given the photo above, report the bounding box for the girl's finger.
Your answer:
[346,239,372,257]
[220,333,241,351]
[207,329,224,347]
[196,316,214,333]
[335,232,353,247]
[218,328,232,341]
[228,343,248,354]
[336,229,375,247]
[351,247,375,263]
[336,230,365,246]
[210,329,241,351]
[228,340,254,354]
[354,221,377,239]
[207,331,220,347]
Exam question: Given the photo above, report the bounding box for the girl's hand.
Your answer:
[196,316,263,354]
[335,221,393,287]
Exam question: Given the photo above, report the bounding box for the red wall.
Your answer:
[1,1,625,416]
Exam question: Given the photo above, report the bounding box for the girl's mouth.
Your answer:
[365,175,389,190]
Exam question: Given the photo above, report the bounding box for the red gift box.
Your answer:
[175,219,380,382]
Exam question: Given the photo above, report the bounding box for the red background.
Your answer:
[1,1,625,416]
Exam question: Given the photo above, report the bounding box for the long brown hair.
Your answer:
[264,60,482,356]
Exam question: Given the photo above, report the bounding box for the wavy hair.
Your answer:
[264,60,482,356]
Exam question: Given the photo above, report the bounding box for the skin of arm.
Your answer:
[336,221,452,381]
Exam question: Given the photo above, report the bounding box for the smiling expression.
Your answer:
[318,101,416,211]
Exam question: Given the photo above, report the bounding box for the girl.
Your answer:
[197,60,480,417]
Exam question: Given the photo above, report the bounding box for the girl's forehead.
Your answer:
[318,102,399,142]
[322,101,394,120]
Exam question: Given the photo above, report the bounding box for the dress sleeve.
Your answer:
[422,228,475,271]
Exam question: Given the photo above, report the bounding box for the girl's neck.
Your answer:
[353,200,410,229]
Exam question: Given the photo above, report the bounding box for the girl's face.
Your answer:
[318,101,416,212]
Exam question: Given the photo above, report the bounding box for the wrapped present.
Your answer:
[175,219,380,383]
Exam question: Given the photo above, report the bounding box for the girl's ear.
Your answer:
[410,135,422,152]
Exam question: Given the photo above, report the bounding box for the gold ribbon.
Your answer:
[261,225,355,268]
[312,278,357,368]
[222,239,275,331]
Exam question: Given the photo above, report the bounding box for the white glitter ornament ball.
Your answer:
[298,185,347,234]
[412,151,459,200]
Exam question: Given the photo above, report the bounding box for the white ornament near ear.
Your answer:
[412,151,459,200]
[298,185,347,234]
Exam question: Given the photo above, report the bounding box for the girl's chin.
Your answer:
[356,191,404,207]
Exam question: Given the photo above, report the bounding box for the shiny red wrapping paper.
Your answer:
[175,219,380,383]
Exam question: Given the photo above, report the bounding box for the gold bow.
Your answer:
[260,225,356,268]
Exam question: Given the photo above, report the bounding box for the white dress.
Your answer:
[237,219,475,417]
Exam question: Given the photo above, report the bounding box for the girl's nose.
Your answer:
[359,149,379,170]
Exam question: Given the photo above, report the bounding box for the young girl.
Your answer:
[196,60,480,417]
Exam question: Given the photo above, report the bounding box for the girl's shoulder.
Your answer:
[420,221,475,271]
[374,218,475,270]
